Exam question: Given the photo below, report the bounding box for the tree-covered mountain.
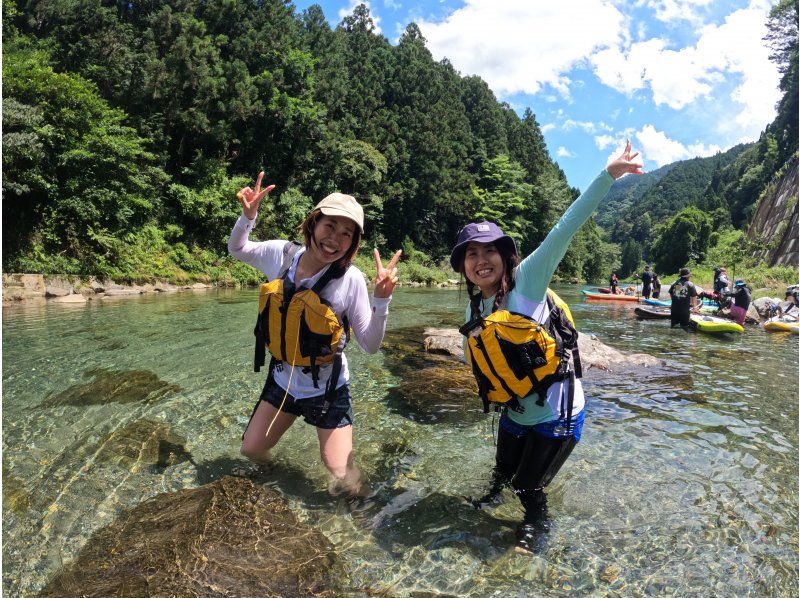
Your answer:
[594,162,674,230]
[595,0,798,277]
[1,0,607,283]
[599,143,752,246]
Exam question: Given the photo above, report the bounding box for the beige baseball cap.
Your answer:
[314,193,364,232]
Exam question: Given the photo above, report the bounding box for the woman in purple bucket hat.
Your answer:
[451,140,643,551]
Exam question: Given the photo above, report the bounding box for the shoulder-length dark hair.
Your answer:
[297,209,362,270]
[459,244,519,311]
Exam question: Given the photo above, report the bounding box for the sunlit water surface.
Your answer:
[3,286,798,595]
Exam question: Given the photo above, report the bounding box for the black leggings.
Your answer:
[495,425,577,491]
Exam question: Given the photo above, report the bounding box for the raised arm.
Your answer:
[347,250,401,353]
[515,141,642,301]
[228,171,282,276]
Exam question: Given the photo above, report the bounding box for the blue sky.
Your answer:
[292,0,782,191]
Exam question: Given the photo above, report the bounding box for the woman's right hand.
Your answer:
[236,171,276,219]
[607,139,643,179]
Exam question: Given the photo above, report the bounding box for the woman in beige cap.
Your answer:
[229,172,401,494]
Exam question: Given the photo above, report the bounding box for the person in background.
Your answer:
[668,267,698,328]
[714,267,731,294]
[725,279,752,326]
[609,272,620,295]
[774,286,799,319]
[651,273,662,299]
[639,265,653,299]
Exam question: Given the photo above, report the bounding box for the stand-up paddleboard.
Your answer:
[690,314,743,334]
[583,290,640,302]
[634,306,670,319]
[644,298,671,307]
[645,298,717,307]
[763,317,800,334]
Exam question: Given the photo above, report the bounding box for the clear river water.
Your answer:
[3,285,798,596]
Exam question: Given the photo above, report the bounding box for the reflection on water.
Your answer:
[3,286,798,595]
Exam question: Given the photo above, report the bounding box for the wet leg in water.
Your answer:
[318,425,363,496]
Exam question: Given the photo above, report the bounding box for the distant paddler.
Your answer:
[724,279,752,327]
[668,267,699,329]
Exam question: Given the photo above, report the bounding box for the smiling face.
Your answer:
[310,214,357,264]
[463,241,504,295]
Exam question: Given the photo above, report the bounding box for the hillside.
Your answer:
[598,143,753,245]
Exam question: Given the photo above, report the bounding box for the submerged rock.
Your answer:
[42,368,181,407]
[95,419,195,471]
[381,326,482,425]
[40,476,341,597]
[386,363,482,426]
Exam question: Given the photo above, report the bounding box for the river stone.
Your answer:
[2,273,45,301]
[420,328,664,372]
[103,287,145,296]
[422,327,463,356]
[386,362,481,425]
[752,297,780,318]
[51,293,88,303]
[39,476,341,597]
[745,303,761,323]
[94,419,194,471]
[42,368,181,407]
[154,281,179,292]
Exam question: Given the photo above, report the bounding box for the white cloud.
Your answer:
[632,124,722,167]
[417,0,625,96]
[541,123,557,133]
[563,119,598,133]
[384,0,401,9]
[339,0,382,34]
[591,3,780,136]
[646,0,714,25]
[557,146,576,158]
[594,134,617,150]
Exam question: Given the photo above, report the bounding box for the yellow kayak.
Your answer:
[690,314,744,334]
[763,318,800,334]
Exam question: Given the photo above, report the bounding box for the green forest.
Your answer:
[2,0,797,286]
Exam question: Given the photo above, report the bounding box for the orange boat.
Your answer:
[582,290,640,302]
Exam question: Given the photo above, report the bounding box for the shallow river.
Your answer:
[3,286,798,595]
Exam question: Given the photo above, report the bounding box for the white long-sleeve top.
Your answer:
[229,213,391,399]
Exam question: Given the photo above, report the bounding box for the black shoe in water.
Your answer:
[514,489,550,553]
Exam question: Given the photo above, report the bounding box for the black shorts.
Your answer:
[254,377,354,429]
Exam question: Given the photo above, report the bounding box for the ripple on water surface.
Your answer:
[2,286,797,595]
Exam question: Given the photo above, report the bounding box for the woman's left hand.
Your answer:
[607,139,644,179]
[373,248,402,298]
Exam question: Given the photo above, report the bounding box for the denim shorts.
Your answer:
[255,377,354,429]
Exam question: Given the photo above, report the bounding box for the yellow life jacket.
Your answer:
[459,288,582,416]
[253,242,349,390]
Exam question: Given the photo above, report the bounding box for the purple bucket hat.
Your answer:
[449,221,518,272]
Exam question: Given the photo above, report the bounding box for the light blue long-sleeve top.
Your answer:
[464,169,614,426]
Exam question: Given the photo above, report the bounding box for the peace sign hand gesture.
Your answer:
[373,248,402,299]
[606,139,644,180]
[236,171,276,219]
